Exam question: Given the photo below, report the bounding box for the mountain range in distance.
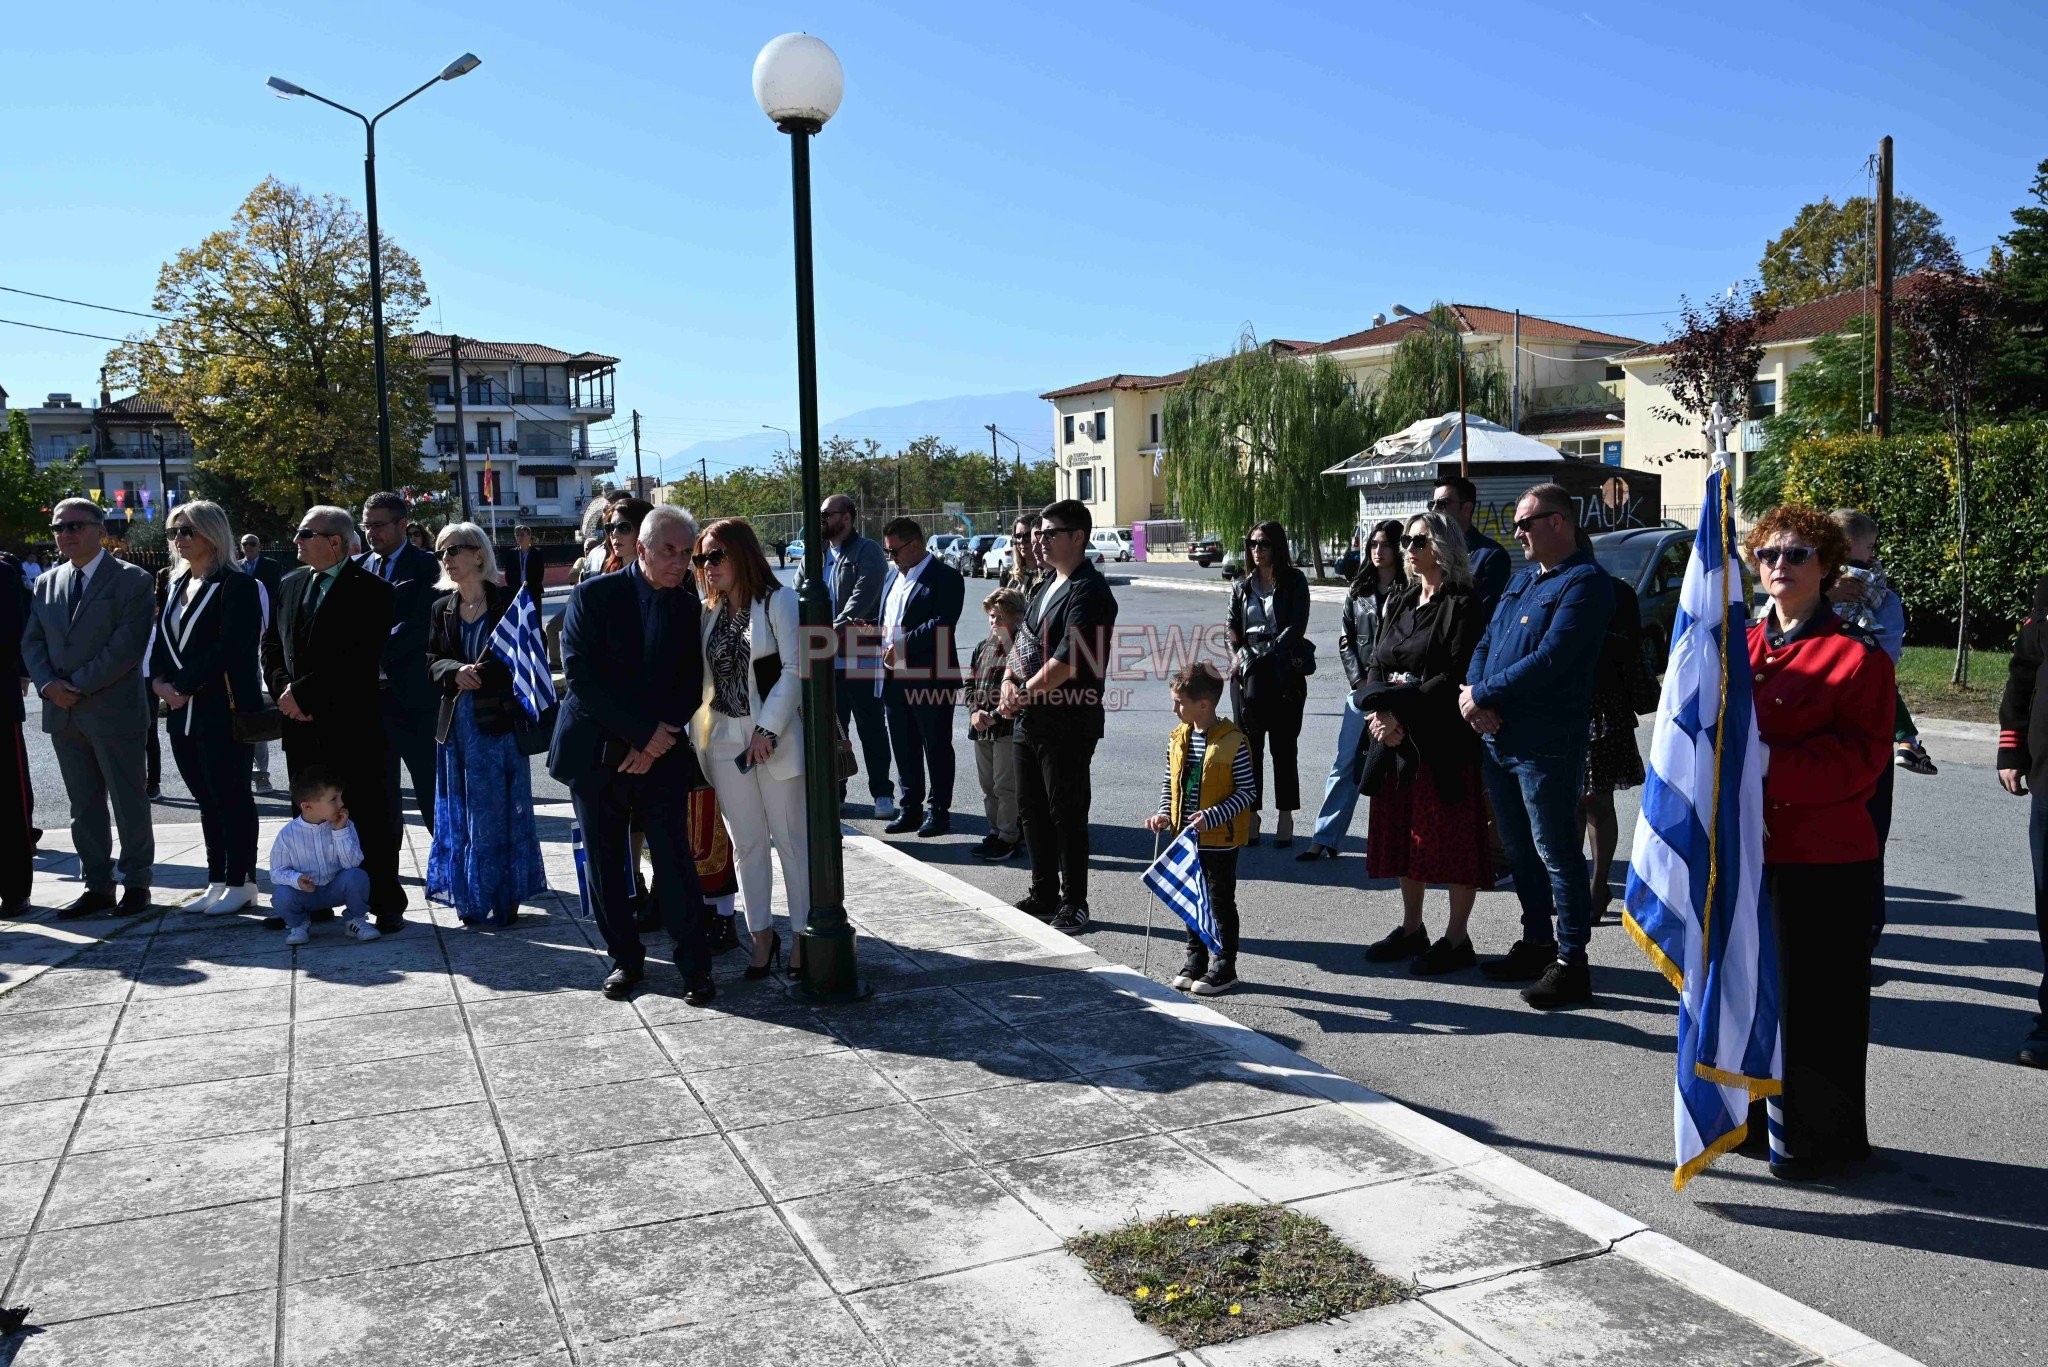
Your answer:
[666,389,1053,476]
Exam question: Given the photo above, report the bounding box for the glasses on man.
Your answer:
[1038,526,1078,539]
[1511,511,1562,533]
[1753,545,1818,568]
[1399,534,1432,550]
[1429,496,1466,513]
[292,527,338,541]
[690,549,727,568]
[50,520,100,535]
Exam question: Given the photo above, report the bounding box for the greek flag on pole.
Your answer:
[489,587,557,723]
[1623,455,1782,1190]
[1143,828,1220,954]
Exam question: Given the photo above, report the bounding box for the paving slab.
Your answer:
[291,1100,506,1192]
[648,1011,847,1073]
[1298,1169,1607,1291]
[6,1286,278,1367]
[71,1072,287,1153]
[517,1134,763,1240]
[920,1077,1153,1162]
[1173,1103,1448,1202]
[778,1166,1060,1293]
[1087,1053,1324,1131]
[995,1131,1262,1238]
[686,1049,900,1130]
[99,1023,289,1093]
[116,983,294,1042]
[0,1095,86,1163]
[294,1002,470,1062]
[0,1045,103,1104]
[724,1100,973,1201]
[860,1025,1076,1099]
[10,1197,281,1323]
[547,1208,832,1343]
[286,1164,530,1282]
[41,1130,284,1230]
[492,1075,714,1161]
[291,1048,483,1124]
[283,1244,564,1367]
[1193,1301,1516,1366]
[0,1158,57,1238]
[478,1028,674,1097]
[581,1299,890,1366]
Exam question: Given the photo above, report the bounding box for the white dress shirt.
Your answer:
[882,551,930,665]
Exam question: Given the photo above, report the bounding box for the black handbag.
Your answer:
[753,652,783,699]
[514,703,558,757]
[225,678,283,744]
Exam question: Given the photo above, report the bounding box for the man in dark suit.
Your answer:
[264,505,405,929]
[238,534,284,599]
[818,494,895,816]
[500,524,548,603]
[548,503,714,1004]
[1,549,32,915]
[358,492,440,834]
[876,517,964,838]
[1431,476,1511,621]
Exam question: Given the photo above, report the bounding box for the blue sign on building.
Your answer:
[1602,440,1623,467]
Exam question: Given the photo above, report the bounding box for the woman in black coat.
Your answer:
[1228,521,1312,847]
[152,500,266,915]
[1357,510,1491,975]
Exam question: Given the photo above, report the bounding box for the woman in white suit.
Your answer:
[691,517,810,980]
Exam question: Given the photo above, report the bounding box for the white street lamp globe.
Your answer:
[753,33,843,128]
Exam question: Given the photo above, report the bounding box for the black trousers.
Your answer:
[169,728,258,885]
[836,669,894,801]
[572,761,709,977]
[1239,686,1306,812]
[1185,847,1241,960]
[884,680,958,812]
[2,719,29,906]
[1865,760,1896,954]
[381,690,438,834]
[1016,732,1097,909]
[1758,861,1878,1164]
[282,716,403,919]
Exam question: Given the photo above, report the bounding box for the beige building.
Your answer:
[1613,284,1887,517]
[1040,306,1642,532]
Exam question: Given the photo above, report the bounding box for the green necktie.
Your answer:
[305,572,328,619]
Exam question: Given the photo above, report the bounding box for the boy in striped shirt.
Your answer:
[1146,663,1255,995]
[270,767,376,946]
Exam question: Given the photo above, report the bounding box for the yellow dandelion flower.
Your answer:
[1230,1304,1242,1315]
[1134,1287,1151,1300]
[1187,1217,1203,1227]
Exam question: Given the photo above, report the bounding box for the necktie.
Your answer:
[305,572,328,620]
[66,567,85,622]
[379,554,395,582]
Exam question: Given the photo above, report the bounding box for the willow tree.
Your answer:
[1376,306,1511,432]
[1162,338,1372,576]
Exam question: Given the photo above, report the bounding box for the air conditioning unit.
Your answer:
[1076,419,1094,440]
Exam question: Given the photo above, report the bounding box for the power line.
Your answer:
[0,284,180,322]
[0,315,261,362]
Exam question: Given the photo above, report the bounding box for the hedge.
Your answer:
[1778,420,2048,647]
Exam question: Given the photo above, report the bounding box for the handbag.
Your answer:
[225,677,283,745]
[835,720,859,781]
[514,703,558,757]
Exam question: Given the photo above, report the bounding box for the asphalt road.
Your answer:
[21,572,2045,1366]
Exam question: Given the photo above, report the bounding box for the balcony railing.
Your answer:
[1527,379,1624,415]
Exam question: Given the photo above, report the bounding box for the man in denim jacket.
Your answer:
[1461,483,1614,1009]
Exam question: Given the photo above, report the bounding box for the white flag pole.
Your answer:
[1142,827,1161,976]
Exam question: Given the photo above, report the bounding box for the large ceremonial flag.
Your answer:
[488,587,557,723]
[1143,827,1221,954]
[1622,453,1782,1189]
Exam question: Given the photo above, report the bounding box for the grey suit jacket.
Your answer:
[822,532,888,668]
[22,554,156,737]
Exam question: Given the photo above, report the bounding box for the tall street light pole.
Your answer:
[1392,304,1468,478]
[755,33,865,1002]
[267,53,482,492]
[762,424,800,529]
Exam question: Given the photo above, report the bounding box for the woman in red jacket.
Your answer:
[1744,504,1895,1180]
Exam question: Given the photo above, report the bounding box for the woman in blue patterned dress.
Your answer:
[426,522,546,925]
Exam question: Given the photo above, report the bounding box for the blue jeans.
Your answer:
[273,867,372,930]
[1480,741,1593,964]
[1311,693,1370,850]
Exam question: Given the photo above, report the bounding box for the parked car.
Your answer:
[1090,528,1132,562]
[930,533,965,561]
[1187,537,1224,568]
[987,535,1014,580]
[962,533,1001,576]
[1220,549,1242,580]
[1591,525,1751,679]
[784,538,804,562]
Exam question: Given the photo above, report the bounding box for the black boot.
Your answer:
[1170,946,1209,992]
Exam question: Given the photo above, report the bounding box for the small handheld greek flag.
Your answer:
[1143,827,1220,954]
[489,587,557,723]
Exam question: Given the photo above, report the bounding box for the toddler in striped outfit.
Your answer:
[270,767,376,947]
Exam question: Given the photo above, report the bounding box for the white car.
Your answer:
[986,535,1013,578]
[1090,528,1133,562]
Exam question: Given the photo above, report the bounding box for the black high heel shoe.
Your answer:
[743,930,782,981]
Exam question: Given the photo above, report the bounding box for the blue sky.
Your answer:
[4,0,2044,482]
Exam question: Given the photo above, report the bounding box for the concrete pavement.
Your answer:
[3,809,1922,1366]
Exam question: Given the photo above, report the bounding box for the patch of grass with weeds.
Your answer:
[1066,1202,1405,1350]
[1897,646,2000,724]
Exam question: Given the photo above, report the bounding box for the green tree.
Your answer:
[1375,307,1510,431]
[1162,340,1372,576]
[1757,194,1957,309]
[0,409,83,543]
[1987,156,2048,418]
[109,176,434,513]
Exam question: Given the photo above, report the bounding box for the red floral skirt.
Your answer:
[1366,761,1493,887]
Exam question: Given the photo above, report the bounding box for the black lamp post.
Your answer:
[267,54,482,492]
[755,33,866,1002]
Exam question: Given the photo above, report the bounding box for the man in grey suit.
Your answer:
[22,499,158,918]
[816,493,895,817]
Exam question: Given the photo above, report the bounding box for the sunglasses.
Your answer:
[292,527,339,541]
[50,520,99,535]
[1038,526,1080,539]
[605,523,636,535]
[437,545,479,560]
[690,549,727,568]
[1399,534,1432,550]
[1753,545,1818,568]
[1247,539,1276,550]
[1512,511,1562,533]
[168,526,203,540]
[1429,497,1467,512]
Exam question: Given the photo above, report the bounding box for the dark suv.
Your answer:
[1592,525,1753,679]
[1187,537,1224,568]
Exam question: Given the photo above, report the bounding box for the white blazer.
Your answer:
[692,584,805,782]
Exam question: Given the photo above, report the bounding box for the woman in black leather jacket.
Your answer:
[1228,521,1311,846]
[1300,520,1406,861]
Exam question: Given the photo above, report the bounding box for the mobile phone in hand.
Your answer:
[734,751,754,775]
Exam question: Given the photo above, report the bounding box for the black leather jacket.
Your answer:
[1339,573,1403,690]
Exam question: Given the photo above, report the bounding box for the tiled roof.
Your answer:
[1310,305,1642,355]
[1038,371,1188,401]
[1519,409,1623,436]
[405,333,620,369]
[1617,275,1933,361]
[103,393,176,418]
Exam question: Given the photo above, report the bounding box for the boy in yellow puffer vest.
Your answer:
[1145,663,1256,995]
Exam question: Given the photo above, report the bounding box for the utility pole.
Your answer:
[1874,134,1895,438]
[1510,309,1522,433]
[700,456,710,511]
[451,335,471,518]
[632,409,643,491]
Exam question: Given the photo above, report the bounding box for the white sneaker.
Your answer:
[190,883,227,913]
[874,795,898,820]
[284,924,311,946]
[344,919,382,942]
[208,882,257,916]
[254,773,277,794]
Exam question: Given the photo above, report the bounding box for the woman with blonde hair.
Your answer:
[152,499,266,914]
[425,521,546,925]
[691,517,810,979]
